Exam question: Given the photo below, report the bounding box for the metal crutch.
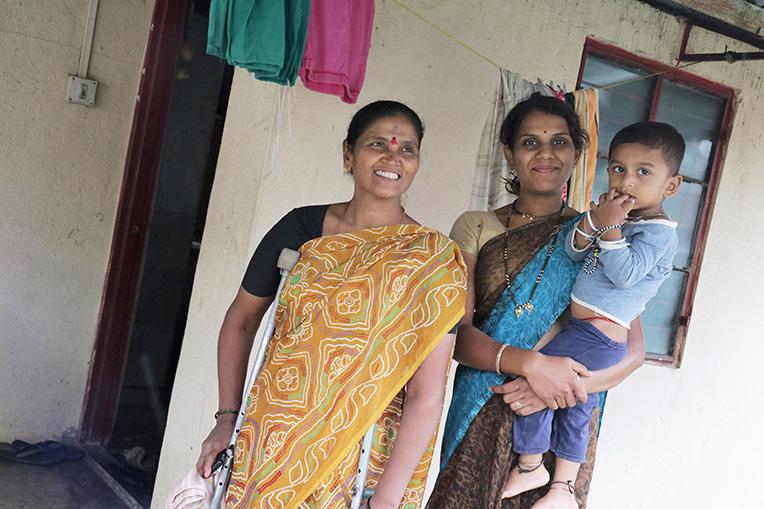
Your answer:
[210,247,300,509]
[208,247,377,509]
[349,425,377,509]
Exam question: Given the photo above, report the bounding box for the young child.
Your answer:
[502,121,685,508]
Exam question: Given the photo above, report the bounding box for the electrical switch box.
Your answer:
[66,75,98,107]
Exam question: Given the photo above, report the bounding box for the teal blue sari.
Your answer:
[441,215,583,469]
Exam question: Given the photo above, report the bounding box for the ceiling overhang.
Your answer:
[640,0,764,50]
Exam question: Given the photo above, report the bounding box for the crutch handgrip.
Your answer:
[277,248,300,271]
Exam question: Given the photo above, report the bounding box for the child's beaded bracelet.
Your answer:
[595,223,623,235]
[584,210,624,238]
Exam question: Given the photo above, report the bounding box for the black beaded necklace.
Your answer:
[503,201,566,319]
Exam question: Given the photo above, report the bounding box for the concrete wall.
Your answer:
[0,1,154,441]
[152,1,764,507]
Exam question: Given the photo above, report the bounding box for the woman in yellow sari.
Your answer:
[196,101,467,509]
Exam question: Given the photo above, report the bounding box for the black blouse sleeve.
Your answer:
[241,205,328,297]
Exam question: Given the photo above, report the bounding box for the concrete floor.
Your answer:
[0,453,142,509]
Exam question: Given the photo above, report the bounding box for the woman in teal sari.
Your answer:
[427,94,645,509]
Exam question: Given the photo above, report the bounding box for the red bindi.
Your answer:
[390,137,398,145]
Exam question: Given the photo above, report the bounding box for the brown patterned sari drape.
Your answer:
[427,214,599,509]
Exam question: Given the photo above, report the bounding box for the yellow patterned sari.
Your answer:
[227,225,467,509]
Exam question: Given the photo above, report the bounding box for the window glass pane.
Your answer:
[642,270,686,356]
[581,55,655,152]
[582,50,728,364]
[663,181,703,269]
[655,80,725,181]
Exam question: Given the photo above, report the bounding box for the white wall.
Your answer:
[0,1,154,441]
[155,1,764,508]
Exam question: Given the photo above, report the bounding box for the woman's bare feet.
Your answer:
[530,481,578,509]
[501,461,550,499]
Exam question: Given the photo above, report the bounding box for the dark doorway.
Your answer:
[110,0,233,459]
[82,1,233,505]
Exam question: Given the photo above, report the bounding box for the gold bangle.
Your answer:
[495,343,509,375]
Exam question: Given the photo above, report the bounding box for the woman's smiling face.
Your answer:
[505,111,578,197]
[343,115,421,200]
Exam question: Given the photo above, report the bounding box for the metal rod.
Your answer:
[350,425,377,509]
[639,0,764,50]
[679,51,764,63]
[78,0,99,77]
[678,21,693,62]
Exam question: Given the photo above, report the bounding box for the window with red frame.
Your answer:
[577,39,735,367]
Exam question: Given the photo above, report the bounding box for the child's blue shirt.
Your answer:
[565,217,678,328]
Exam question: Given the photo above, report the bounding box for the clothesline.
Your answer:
[598,61,701,89]
[391,0,701,91]
[389,0,503,69]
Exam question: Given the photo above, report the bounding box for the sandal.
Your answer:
[0,440,83,465]
[18,440,84,461]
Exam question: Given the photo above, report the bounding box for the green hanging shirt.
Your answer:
[207,0,310,86]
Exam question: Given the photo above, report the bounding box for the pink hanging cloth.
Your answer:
[299,0,376,104]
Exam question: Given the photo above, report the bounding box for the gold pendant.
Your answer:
[515,305,524,318]
[524,302,534,313]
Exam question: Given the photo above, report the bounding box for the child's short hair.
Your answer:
[609,121,686,175]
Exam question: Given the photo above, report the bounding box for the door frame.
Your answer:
[80,0,188,443]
